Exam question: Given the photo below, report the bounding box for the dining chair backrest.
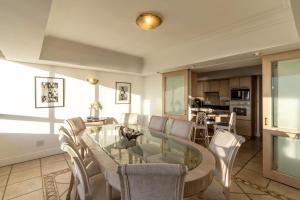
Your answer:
[117,163,187,200]
[59,127,84,160]
[148,116,168,132]
[209,129,245,189]
[195,112,207,126]
[65,117,86,135]
[170,119,194,140]
[164,118,174,134]
[228,112,236,130]
[120,113,138,125]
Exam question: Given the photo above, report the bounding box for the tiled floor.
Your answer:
[0,139,300,200]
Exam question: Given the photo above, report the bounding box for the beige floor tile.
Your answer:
[248,194,278,200]
[56,183,69,197]
[230,180,243,193]
[0,166,11,176]
[229,193,250,200]
[11,160,40,173]
[9,189,44,200]
[236,169,269,187]
[55,171,71,184]
[267,181,300,200]
[0,186,5,199]
[41,154,66,166]
[4,177,42,200]
[8,167,41,185]
[236,180,266,195]
[42,160,69,175]
[244,160,262,174]
[0,175,9,187]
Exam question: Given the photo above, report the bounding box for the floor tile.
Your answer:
[41,154,66,166]
[244,160,263,174]
[8,167,41,185]
[236,180,266,195]
[248,194,278,200]
[0,175,9,187]
[11,160,40,174]
[229,180,243,193]
[4,177,42,200]
[0,166,11,176]
[236,169,269,187]
[42,160,69,175]
[9,189,44,200]
[55,171,71,184]
[229,193,250,200]
[0,186,5,199]
[267,181,300,200]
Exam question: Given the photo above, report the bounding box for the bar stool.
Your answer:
[193,112,210,146]
[214,112,237,134]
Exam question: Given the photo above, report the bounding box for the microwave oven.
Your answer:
[231,88,250,100]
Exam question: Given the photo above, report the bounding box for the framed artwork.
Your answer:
[115,82,131,104]
[35,76,65,108]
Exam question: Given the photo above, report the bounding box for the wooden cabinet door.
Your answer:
[197,81,204,97]
[236,119,252,137]
[203,81,210,92]
[210,80,219,92]
[219,79,229,97]
[229,78,239,89]
[239,77,251,88]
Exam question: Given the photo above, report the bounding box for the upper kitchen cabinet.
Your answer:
[229,78,240,88]
[239,77,252,88]
[203,81,210,92]
[219,79,229,97]
[209,80,219,92]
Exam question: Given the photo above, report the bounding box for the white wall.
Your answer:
[0,59,144,167]
[143,74,163,124]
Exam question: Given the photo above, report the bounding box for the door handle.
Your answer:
[264,117,268,126]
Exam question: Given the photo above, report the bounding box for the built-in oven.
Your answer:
[230,101,251,120]
[231,88,250,101]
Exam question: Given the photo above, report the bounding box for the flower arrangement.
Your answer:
[89,101,102,111]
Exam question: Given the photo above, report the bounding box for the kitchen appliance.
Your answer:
[231,88,250,101]
[230,101,251,120]
[191,98,203,108]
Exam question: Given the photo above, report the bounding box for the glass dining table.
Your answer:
[80,124,215,198]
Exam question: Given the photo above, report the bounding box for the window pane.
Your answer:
[273,135,300,179]
[272,58,300,130]
[165,76,185,115]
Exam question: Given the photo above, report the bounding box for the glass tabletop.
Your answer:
[87,124,202,170]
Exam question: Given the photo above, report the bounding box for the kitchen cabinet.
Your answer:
[239,77,252,88]
[210,80,219,92]
[219,79,229,97]
[203,81,210,92]
[197,81,204,97]
[229,78,240,88]
[236,119,252,137]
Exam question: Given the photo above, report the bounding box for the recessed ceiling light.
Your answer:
[136,13,162,30]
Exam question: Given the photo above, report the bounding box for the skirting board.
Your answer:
[0,147,63,167]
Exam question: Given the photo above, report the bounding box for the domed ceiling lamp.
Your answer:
[86,78,99,85]
[136,12,162,30]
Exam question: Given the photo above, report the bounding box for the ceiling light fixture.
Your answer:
[136,12,162,30]
[87,78,99,85]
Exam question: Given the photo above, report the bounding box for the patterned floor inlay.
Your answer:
[43,168,70,200]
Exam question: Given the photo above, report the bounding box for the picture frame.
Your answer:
[115,82,131,104]
[35,76,65,108]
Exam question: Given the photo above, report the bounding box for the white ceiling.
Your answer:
[46,0,287,57]
[1,0,300,75]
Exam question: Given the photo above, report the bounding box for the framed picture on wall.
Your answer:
[115,82,131,104]
[35,76,65,108]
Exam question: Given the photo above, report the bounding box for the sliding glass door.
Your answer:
[162,70,189,120]
[262,50,300,189]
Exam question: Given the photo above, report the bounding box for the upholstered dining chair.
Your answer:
[119,113,139,125]
[193,112,210,146]
[117,163,187,200]
[213,112,237,134]
[148,115,168,132]
[59,127,101,200]
[170,119,194,140]
[65,117,89,158]
[199,129,245,199]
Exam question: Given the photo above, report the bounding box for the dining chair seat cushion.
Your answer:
[194,124,207,129]
[215,122,229,127]
[89,174,121,200]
